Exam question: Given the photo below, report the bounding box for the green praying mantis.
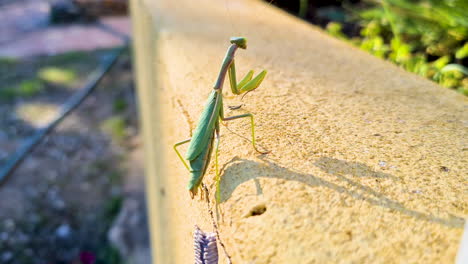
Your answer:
[173,37,269,202]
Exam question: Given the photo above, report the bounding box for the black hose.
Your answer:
[0,44,128,186]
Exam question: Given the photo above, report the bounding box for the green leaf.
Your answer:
[38,67,76,85]
[441,64,468,75]
[455,43,468,59]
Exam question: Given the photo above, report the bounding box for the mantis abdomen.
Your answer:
[188,128,216,196]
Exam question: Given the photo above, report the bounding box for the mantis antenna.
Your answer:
[223,0,276,36]
[223,0,240,36]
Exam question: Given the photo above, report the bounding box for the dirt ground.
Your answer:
[0,49,140,263]
[0,1,148,263]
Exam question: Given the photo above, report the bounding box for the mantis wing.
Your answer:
[187,132,215,193]
[185,90,222,160]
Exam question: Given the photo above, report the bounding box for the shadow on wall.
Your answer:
[219,156,465,229]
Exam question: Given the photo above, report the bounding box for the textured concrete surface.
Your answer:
[130,0,468,263]
[457,222,468,264]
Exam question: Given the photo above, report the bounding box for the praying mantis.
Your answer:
[174,37,268,202]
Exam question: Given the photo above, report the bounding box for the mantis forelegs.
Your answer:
[222,113,269,154]
[228,60,267,95]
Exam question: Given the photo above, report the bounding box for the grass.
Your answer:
[38,67,76,85]
[101,116,128,143]
[0,79,44,101]
[0,57,18,66]
[113,98,128,113]
[96,246,124,264]
[0,49,110,103]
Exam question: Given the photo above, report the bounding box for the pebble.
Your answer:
[0,150,8,160]
[56,224,71,238]
[80,182,91,191]
[0,232,8,241]
[1,252,13,262]
[0,131,7,140]
[47,187,66,210]
[17,232,29,243]
[3,219,15,231]
[46,171,58,181]
[53,199,66,210]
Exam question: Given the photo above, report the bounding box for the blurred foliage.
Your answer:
[324,0,468,95]
[38,67,76,85]
[113,97,128,113]
[0,57,18,66]
[101,116,128,142]
[0,50,106,104]
[326,22,348,40]
[299,0,309,18]
[96,245,124,264]
[0,79,44,100]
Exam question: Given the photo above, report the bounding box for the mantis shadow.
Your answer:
[218,156,465,228]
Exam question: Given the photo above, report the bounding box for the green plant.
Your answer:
[113,98,128,113]
[38,67,76,85]
[101,116,127,142]
[299,0,309,18]
[326,22,348,40]
[0,79,44,100]
[333,0,468,95]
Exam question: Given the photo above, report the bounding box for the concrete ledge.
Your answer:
[130,0,467,263]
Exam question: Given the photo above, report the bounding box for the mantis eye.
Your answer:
[230,37,247,49]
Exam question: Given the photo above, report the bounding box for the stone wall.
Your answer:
[130,0,467,263]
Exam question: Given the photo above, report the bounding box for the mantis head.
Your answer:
[230,37,247,49]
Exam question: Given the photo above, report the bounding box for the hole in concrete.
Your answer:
[439,166,449,172]
[246,204,267,217]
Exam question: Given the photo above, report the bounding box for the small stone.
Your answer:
[53,199,66,210]
[47,188,66,209]
[378,161,387,167]
[81,182,91,191]
[46,171,58,181]
[0,131,7,140]
[17,232,29,243]
[29,213,40,224]
[0,150,8,160]
[439,166,449,172]
[1,252,13,262]
[56,224,72,238]
[25,186,39,198]
[111,186,122,196]
[0,232,8,241]
[3,219,15,231]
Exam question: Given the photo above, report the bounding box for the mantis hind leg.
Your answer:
[173,139,191,172]
[222,113,269,154]
[214,131,222,203]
